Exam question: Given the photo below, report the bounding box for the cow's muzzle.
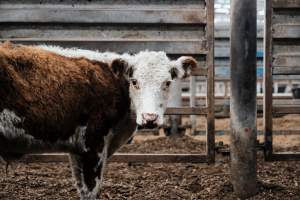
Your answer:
[141,113,159,129]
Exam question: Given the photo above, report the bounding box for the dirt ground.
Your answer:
[0,115,300,200]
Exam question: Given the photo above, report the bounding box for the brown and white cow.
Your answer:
[38,45,197,128]
[0,42,197,199]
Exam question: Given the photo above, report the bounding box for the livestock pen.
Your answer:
[0,0,215,163]
[0,0,300,199]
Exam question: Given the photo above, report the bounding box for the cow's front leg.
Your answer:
[69,151,103,200]
[69,133,113,200]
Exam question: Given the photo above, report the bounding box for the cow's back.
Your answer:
[0,42,129,143]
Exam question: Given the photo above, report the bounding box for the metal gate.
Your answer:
[0,0,215,163]
[264,0,300,161]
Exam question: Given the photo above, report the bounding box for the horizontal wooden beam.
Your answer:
[182,97,300,105]
[273,53,300,67]
[0,38,208,54]
[193,130,300,136]
[273,105,300,114]
[192,68,207,76]
[182,96,296,101]
[0,1,206,7]
[109,153,208,163]
[268,152,300,161]
[21,153,69,163]
[212,76,300,81]
[20,153,208,163]
[273,53,300,75]
[17,151,300,163]
[165,107,207,115]
[0,24,206,41]
[273,24,300,39]
[273,0,300,8]
[0,7,207,24]
[273,67,300,75]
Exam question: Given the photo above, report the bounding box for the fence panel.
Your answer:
[264,0,300,161]
[0,0,215,163]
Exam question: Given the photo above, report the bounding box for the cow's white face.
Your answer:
[111,51,197,128]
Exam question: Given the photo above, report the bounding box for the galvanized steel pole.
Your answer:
[230,0,257,198]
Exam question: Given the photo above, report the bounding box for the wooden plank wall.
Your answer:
[0,0,211,113]
[0,0,206,55]
[272,0,300,75]
[264,0,300,161]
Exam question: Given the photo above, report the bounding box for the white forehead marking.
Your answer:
[131,51,173,84]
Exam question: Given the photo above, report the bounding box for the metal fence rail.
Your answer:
[264,0,300,161]
[0,0,215,163]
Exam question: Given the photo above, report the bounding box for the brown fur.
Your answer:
[0,42,130,144]
[0,42,134,198]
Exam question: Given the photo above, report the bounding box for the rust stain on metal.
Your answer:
[244,128,250,133]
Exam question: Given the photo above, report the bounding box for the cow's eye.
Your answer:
[165,81,171,87]
[130,79,139,89]
[131,79,137,85]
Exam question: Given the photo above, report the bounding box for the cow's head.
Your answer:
[111,51,197,128]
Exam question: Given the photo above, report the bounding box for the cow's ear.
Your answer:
[170,56,197,79]
[111,58,133,78]
[111,58,127,77]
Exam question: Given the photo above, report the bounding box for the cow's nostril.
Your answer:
[142,113,158,122]
[144,121,158,129]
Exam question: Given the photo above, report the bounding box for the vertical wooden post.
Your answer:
[167,79,182,136]
[224,81,229,98]
[230,0,257,198]
[190,76,196,134]
[264,0,273,160]
[206,0,215,163]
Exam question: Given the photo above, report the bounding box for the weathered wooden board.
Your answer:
[215,39,264,58]
[191,68,208,76]
[273,105,300,114]
[0,0,206,7]
[272,8,300,74]
[109,153,208,163]
[269,152,300,161]
[165,107,207,115]
[0,7,206,24]
[273,43,300,55]
[0,38,207,54]
[183,98,300,107]
[206,0,215,164]
[264,0,300,161]
[20,153,208,163]
[273,67,300,75]
[0,24,206,40]
[273,0,300,8]
[273,24,300,39]
[195,130,300,136]
[273,53,300,75]
[273,11,300,25]
[273,53,300,67]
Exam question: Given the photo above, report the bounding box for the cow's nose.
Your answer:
[142,113,158,128]
[142,113,158,122]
